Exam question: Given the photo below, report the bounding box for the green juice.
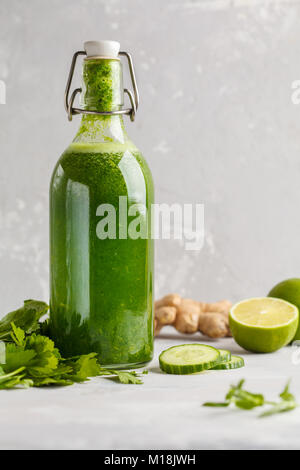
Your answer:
[49,55,154,367]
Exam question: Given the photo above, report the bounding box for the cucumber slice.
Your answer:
[218,349,231,363]
[212,355,244,370]
[159,344,221,375]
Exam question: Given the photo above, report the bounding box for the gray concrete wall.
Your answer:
[1,0,300,313]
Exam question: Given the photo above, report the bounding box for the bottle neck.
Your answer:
[73,58,129,145]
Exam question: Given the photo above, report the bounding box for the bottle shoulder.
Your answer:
[51,141,154,196]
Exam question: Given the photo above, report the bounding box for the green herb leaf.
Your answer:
[259,380,298,417]
[30,377,73,387]
[1,329,60,378]
[233,390,264,410]
[279,381,295,402]
[0,367,31,389]
[0,376,33,390]
[65,353,101,382]
[0,302,146,389]
[223,380,265,409]
[108,370,144,384]
[0,366,26,382]
[260,400,297,418]
[24,334,60,377]
[0,300,48,342]
[203,402,230,407]
[2,344,37,372]
[225,379,245,400]
[203,379,298,418]
[10,322,25,346]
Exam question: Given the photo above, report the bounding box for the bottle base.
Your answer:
[101,360,152,370]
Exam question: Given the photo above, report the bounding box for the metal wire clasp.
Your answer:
[64,50,139,122]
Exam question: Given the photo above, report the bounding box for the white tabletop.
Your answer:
[0,328,299,450]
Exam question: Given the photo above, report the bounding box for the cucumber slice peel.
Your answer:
[212,355,244,370]
[218,349,231,363]
[159,344,221,375]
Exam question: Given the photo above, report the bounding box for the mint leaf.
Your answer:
[225,379,245,401]
[203,379,298,418]
[234,390,264,410]
[203,402,230,407]
[223,380,265,410]
[260,381,298,417]
[260,400,297,417]
[279,381,295,402]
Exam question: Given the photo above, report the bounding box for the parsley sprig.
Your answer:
[0,301,146,389]
[203,379,298,417]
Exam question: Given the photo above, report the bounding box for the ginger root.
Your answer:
[154,294,232,338]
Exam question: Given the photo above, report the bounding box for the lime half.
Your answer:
[229,297,299,353]
[268,278,300,341]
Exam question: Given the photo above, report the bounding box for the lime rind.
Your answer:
[268,278,300,341]
[229,297,299,353]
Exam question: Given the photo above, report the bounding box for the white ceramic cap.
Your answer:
[84,40,120,58]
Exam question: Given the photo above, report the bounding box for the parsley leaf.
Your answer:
[64,353,101,382]
[24,334,60,377]
[0,366,32,389]
[10,322,25,346]
[107,370,144,384]
[30,377,73,387]
[3,344,37,373]
[0,300,147,389]
[0,376,33,390]
[0,323,146,388]
[0,300,48,341]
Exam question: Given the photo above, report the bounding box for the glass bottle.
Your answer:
[49,41,154,368]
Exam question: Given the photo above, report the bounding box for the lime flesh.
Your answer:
[229,297,299,353]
